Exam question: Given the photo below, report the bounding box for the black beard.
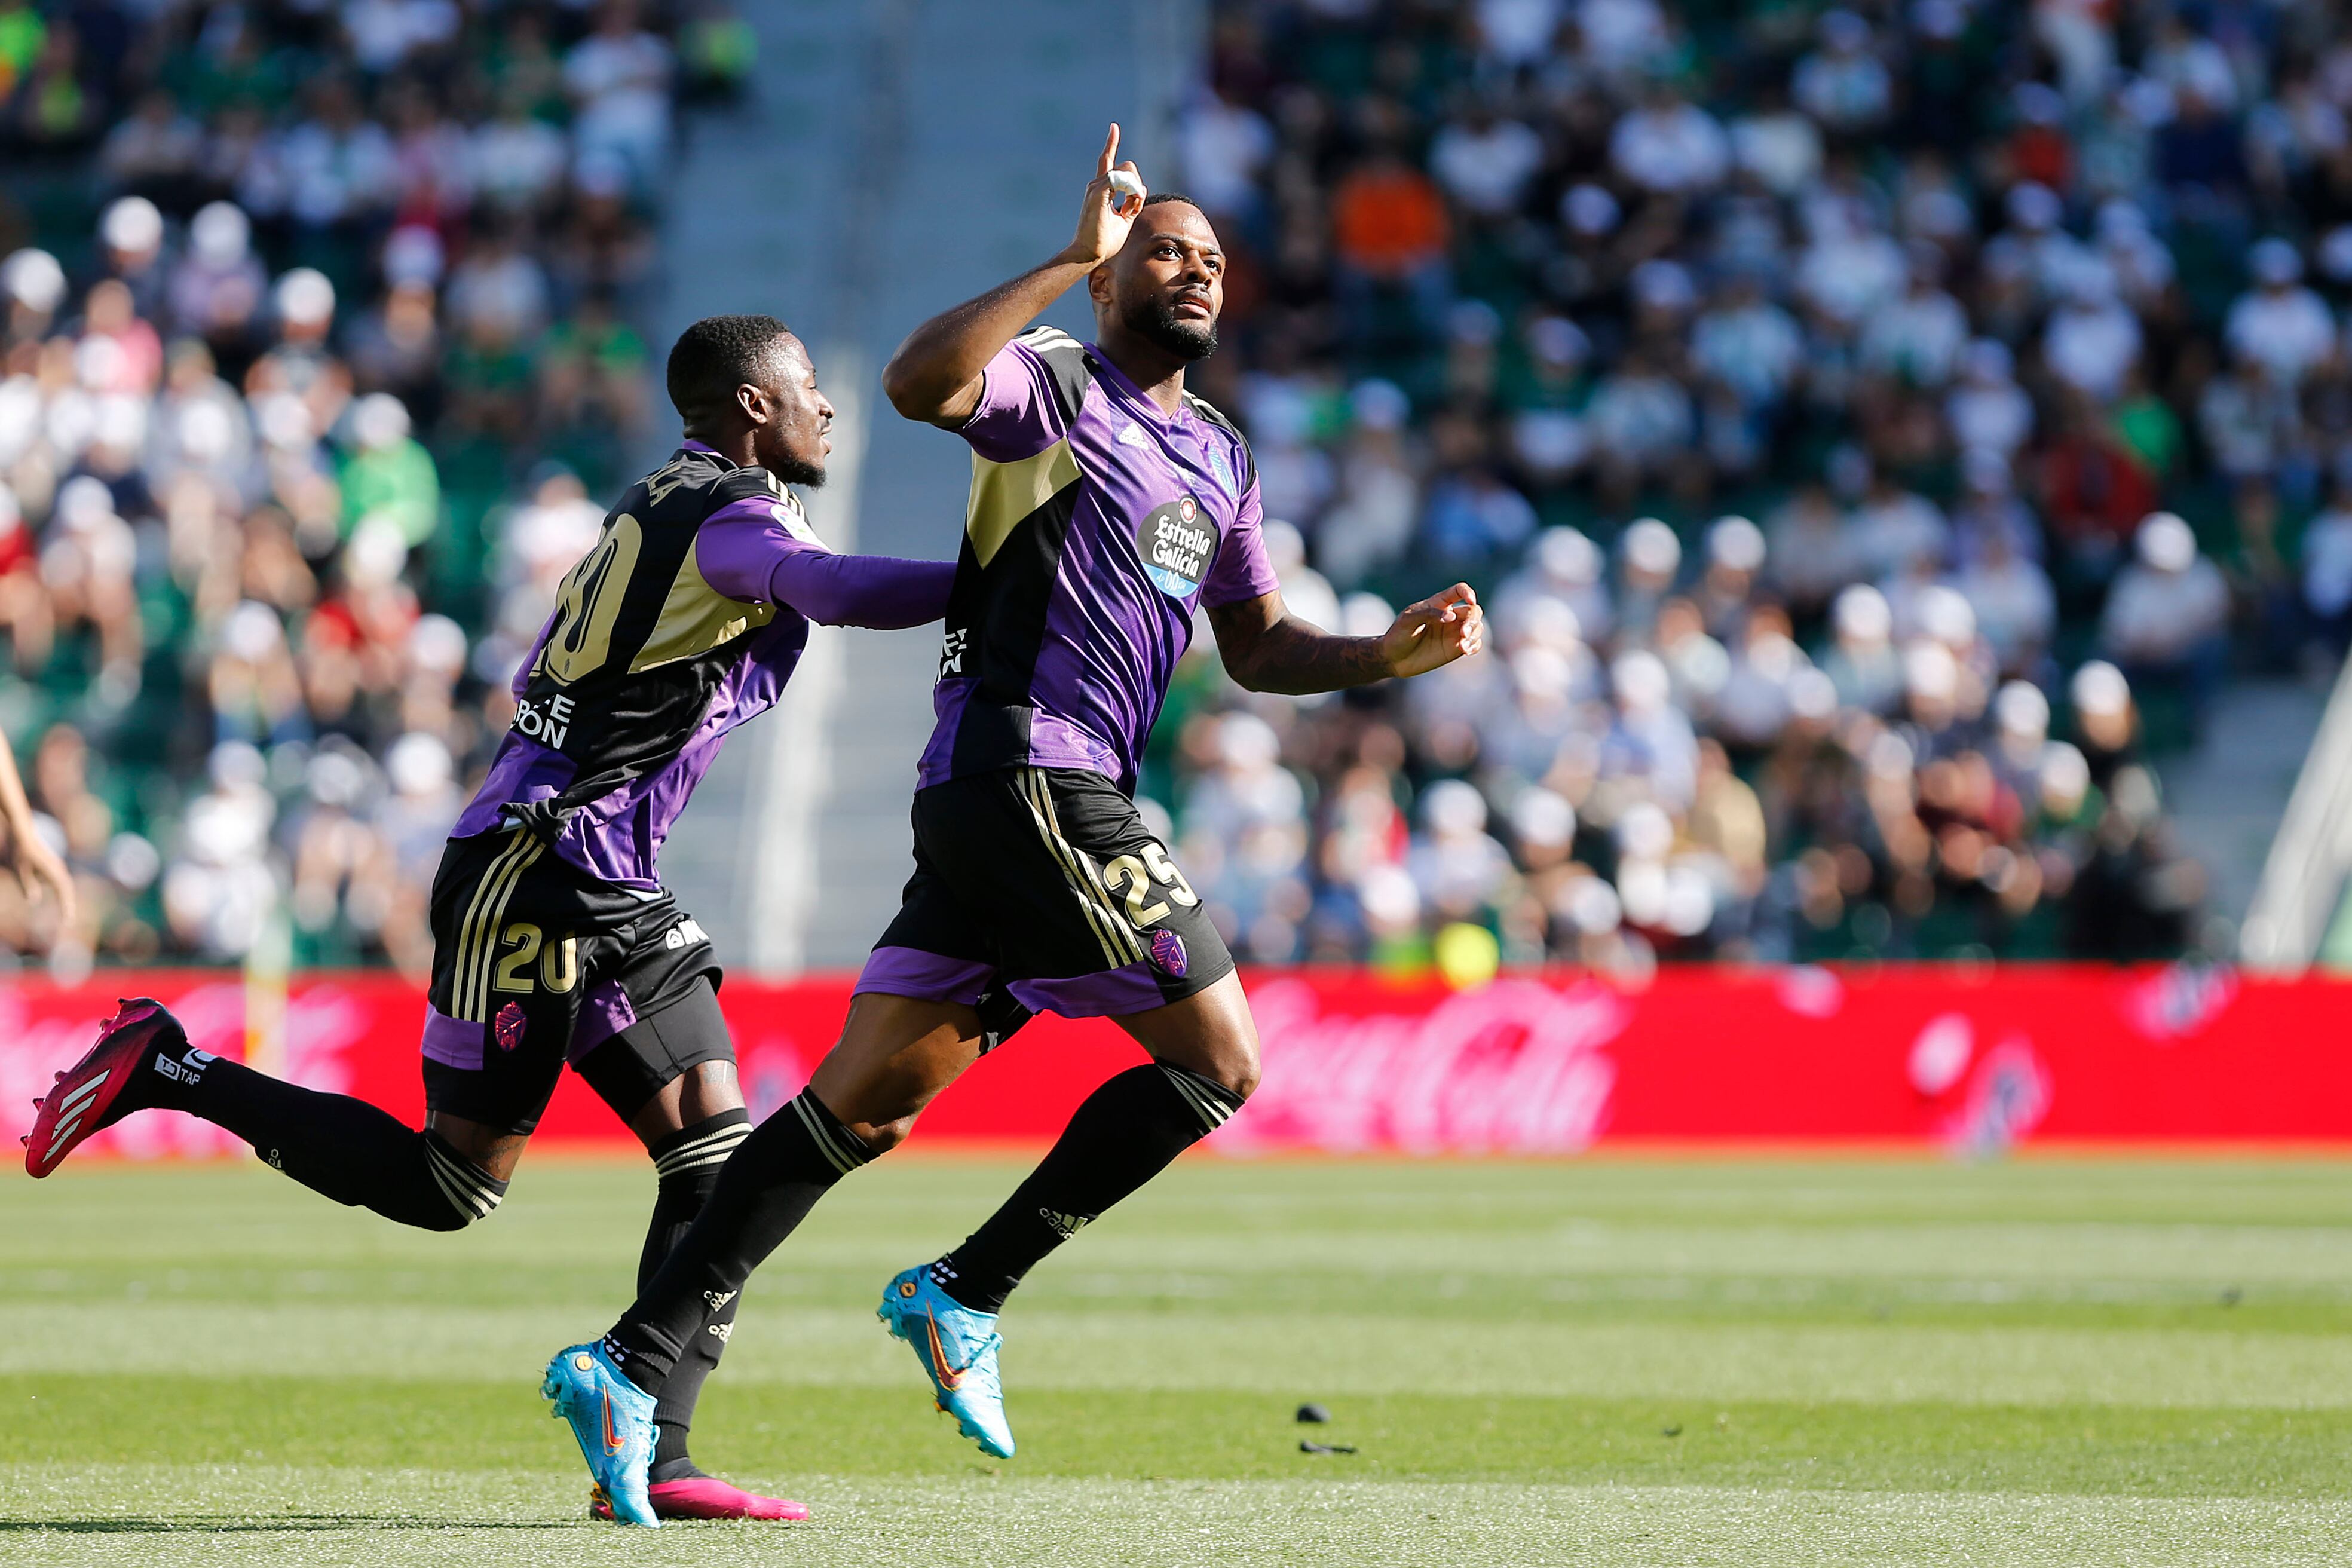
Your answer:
[1125,293,1218,360]
[769,451,826,489]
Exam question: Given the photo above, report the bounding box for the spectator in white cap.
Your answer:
[168,203,267,350]
[1618,517,1682,635]
[1698,513,1765,639]
[249,269,352,440]
[2098,513,2230,728]
[2224,240,2334,388]
[99,197,169,320]
[1900,638,1964,747]
[1715,605,1808,749]
[2068,659,2137,786]
[1496,525,1612,648]
[1823,583,1902,713]
[1600,648,1699,812]
[1405,779,1514,927]
[1990,679,2052,799]
[2,248,68,340]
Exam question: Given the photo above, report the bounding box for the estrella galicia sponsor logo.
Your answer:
[1138,494,1215,598]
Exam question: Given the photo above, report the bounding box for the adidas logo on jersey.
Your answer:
[708,1322,733,1342]
[704,1290,735,1310]
[1116,420,1152,452]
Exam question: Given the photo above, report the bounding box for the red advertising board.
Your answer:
[0,964,2341,1162]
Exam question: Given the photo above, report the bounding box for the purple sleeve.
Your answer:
[770,551,954,629]
[1199,471,1281,609]
[696,496,953,629]
[955,339,1068,463]
[512,612,556,699]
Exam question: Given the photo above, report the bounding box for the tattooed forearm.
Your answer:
[1229,615,1392,694]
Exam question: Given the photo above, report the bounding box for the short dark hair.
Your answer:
[666,314,793,421]
[1140,190,1202,214]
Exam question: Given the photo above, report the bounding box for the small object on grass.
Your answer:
[1661,1424,1683,1438]
[1296,1403,1331,1424]
[2221,1287,2242,1307]
[1299,1440,1357,1455]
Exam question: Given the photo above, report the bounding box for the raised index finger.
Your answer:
[1098,122,1120,177]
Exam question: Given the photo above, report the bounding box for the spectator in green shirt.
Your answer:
[338,394,440,548]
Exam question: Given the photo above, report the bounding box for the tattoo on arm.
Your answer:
[1217,605,1391,695]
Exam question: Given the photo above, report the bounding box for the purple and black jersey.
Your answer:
[454,441,952,889]
[920,327,1279,793]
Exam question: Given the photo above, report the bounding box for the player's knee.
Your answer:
[418,1132,509,1230]
[1223,1051,1261,1102]
[1190,1030,1261,1101]
[1196,1048,1258,1102]
[848,1114,915,1156]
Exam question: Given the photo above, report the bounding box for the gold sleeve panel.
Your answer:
[966,439,1081,569]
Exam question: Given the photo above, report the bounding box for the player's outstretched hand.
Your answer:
[10,827,74,947]
[1062,122,1144,269]
[1381,583,1484,679]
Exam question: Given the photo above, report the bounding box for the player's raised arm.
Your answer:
[0,726,72,944]
[880,122,1145,425]
[1206,583,1485,696]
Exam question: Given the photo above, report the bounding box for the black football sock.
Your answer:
[605,1087,876,1395]
[635,1110,752,1481]
[151,1045,505,1230]
[933,1063,1245,1314]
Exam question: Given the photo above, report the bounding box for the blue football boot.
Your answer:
[878,1266,1015,1457]
[541,1342,659,1526]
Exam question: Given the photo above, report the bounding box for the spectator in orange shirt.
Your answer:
[1329,149,1451,344]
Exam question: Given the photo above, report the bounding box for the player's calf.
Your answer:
[26,998,507,1229]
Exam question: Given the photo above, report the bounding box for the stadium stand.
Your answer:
[0,0,749,970]
[1150,0,2314,969]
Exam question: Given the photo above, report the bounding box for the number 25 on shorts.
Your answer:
[1101,843,1199,929]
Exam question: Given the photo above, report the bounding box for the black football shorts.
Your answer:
[416,825,731,1134]
[856,765,1234,1025]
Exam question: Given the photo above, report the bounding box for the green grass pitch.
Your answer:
[2,1156,2349,1564]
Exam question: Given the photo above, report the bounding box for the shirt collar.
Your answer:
[1086,342,1189,428]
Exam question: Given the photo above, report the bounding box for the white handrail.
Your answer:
[2241,656,2352,971]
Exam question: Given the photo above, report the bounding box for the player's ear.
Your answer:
[736,382,769,425]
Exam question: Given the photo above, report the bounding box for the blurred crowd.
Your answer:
[0,0,749,969]
[1150,0,2302,966]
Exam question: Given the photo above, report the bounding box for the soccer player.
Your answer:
[542,125,1484,1524]
[24,316,964,1522]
